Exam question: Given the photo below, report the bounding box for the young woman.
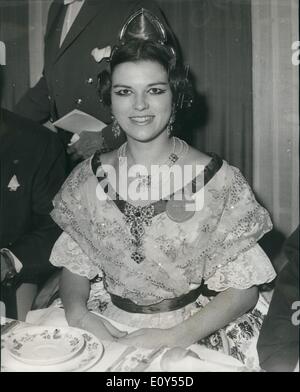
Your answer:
[49,9,276,367]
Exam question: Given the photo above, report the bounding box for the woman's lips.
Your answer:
[129,115,155,125]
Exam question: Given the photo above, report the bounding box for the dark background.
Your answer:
[0,0,253,181]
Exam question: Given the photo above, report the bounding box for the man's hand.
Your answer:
[1,251,16,282]
[43,121,58,133]
[67,131,105,161]
[1,255,10,282]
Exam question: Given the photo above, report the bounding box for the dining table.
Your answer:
[0,307,249,372]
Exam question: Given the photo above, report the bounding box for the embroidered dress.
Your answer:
[50,151,276,369]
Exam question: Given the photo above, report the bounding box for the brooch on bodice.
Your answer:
[123,203,155,263]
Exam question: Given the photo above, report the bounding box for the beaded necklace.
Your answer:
[118,137,183,192]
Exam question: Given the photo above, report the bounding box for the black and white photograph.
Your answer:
[0,0,299,374]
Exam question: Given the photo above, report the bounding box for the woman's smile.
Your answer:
[129,115,155,125]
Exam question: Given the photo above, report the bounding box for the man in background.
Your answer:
[15,0,170,165]
[257,226,299,372]
[0,42,67,320]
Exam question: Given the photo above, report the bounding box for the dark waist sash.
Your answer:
[109,284,204,314]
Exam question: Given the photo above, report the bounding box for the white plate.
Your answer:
[6,326,85,365]
[2,330,104,372]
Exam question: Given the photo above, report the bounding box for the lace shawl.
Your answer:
[50,156,276,305]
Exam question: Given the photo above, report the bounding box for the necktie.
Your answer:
[60,0,84,46]
[64,0,80,5]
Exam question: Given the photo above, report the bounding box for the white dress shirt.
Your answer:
[60,0,86,46]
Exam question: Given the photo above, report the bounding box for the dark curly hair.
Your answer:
[98,39,193,111]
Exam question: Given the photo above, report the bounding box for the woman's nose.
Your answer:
[134,94,149,111]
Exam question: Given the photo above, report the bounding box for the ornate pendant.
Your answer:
[124,203,155,263]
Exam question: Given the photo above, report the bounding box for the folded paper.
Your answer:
[53,109,106,134]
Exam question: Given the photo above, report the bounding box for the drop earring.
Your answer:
[167,112,176,137]
[111,116,121,138]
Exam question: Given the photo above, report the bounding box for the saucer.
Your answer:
[3,329,103,372]
[6,326,85,365]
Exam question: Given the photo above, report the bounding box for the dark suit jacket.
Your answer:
[0,109,66,285]
[257,226,299,372]
[15,0,167,150]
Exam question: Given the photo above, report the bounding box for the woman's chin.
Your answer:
[130,135,157,143]
[125,129,168,144]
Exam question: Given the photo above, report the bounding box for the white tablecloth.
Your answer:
[0,308,248,372]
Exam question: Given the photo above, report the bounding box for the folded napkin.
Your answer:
[26,307,68,327]
[26,307,137,333]
[160,346,248,372]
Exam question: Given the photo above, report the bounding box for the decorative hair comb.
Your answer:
[119,8,167,44]
[109,8,177,64]
[178,64,193,109]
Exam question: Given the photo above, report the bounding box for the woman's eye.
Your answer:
[148,88,166,95]
[114,89,132,96]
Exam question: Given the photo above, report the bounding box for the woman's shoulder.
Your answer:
[179,145,240,189]
[182,145,212,167]
[181,145,226,176]
[90,149,119,176]
[179,144,254,191]
[99,150,119,166]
